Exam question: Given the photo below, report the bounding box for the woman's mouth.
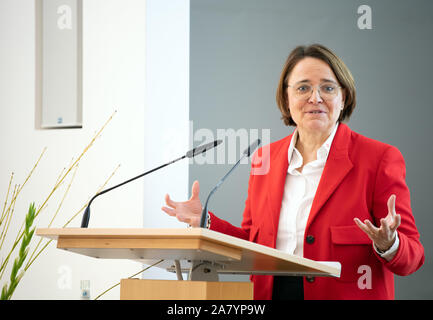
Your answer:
[306,110,326,114]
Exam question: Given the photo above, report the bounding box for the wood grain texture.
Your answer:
[120,279,253,300]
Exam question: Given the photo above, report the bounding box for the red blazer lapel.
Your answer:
[306,123,354,229]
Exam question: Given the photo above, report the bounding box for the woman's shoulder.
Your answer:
[345,124,404,161]
[252,131,293,156]
[270,130,296,149]
[249,132,293,175]
[350,128,389,148]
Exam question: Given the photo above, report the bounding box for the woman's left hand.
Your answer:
[354,194,401,252]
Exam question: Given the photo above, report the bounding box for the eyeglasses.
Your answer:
[288,82,342,101]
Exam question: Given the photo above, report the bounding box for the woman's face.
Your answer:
[286,57,345,135]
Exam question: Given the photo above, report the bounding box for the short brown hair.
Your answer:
[276,44,356,126]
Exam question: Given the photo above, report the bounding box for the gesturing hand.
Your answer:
[354,194,401,252]
[161,180,203,227]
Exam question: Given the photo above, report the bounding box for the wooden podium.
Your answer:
[36,228,341,300]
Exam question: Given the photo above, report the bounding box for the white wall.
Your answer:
[142,0,190,280]
[0,0,150,299]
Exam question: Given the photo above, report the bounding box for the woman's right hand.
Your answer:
[161,180,203,227]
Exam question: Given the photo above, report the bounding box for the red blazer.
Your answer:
[209,123,424,300]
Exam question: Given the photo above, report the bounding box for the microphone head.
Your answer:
[243,139,261,157]
[186,139,222,158]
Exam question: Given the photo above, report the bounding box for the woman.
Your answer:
[161,44,424,300]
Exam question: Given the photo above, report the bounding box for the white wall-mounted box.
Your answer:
[36,0,82,129]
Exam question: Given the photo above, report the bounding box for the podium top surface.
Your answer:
[36,227,341,277]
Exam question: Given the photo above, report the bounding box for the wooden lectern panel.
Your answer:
[36,228,341,277]
[120,279,253,300]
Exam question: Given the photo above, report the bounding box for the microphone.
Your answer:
[80,139,222,228]
[186,140,222,158]
[199,139,261,228]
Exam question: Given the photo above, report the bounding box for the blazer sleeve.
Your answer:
[372,145,425,276]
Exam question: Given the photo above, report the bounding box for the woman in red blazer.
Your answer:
[162,44,424,299]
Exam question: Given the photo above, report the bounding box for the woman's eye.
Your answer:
[297,85,309,92]
[323,85,335,92]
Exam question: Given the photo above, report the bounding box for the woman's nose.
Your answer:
[308,87,323,104]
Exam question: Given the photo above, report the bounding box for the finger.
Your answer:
[191,180,200,200]
[354,218,373,237]
[380,218,392,236]
[176,213,192,225]
[165,194,178,208]
[161,206,176,216]
[364,219,380,237]
[387,194,397,218]
[354,217,365,228]
[364,219,378,231]
[390,214,401,232]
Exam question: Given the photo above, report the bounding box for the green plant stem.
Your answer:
[0,147,47,278]
[1,203,36,300]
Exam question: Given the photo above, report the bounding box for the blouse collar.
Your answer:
[287,122,339,172]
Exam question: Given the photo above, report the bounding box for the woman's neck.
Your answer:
[295,125,335,163]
